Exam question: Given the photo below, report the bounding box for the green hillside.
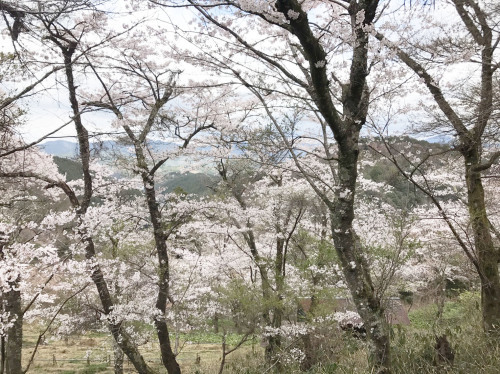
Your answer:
[53,156,83,181]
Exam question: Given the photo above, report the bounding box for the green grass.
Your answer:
[78,364,108,374]
[22,294,500,373]
[22,328,259,373]
[177,331,257,346]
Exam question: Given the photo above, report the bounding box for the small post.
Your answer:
[52,354,57,366]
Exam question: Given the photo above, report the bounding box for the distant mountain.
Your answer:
[39,140,80,158]
[53,155,217,195]
[419,134,453,144]
[39,139,179,158]
[160,172,219,195]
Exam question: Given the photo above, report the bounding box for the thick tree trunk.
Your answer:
[331,147,391,374]
[272,1,390,370]
[5,278,22,374]
[388,0,498,335]
[465,154,500,332]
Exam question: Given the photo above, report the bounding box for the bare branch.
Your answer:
[473,151,500,172]
[22,284,89,374]
[0,118,72,158]
[0,66,64,112]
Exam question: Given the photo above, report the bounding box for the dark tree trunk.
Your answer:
[130,141,181,374]
[83,236,156,374]
[268,1,390,371]
[331,147,391,373]
[383,0,499,336]
[464,153,500,332]
[0,335,5,374]
[5,277,22,374]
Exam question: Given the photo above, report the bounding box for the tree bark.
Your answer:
[0,335,5,374]
[0,235,22,374]
[465,152,500,332]
[113,340,124,374]
[331,147,391,373]
[5,277,22,374]
[130,140,181,374]
[270,1,390,371]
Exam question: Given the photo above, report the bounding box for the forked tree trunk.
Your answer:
[268,0,390,370]
[381,0,499,336]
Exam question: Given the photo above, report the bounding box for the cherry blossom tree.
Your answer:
[1,2,164,372]
[374,0,500,332]
[148,0,393,371]
[213,158,310,365]
[0,130,74,374]
[79,38,236,372]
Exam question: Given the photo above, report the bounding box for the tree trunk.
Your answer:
[113,341,124,374]
[465,154,500,332]
[264,237,285,370]
[218,332,227,374]
[331,147,391,374]
[5,278,22,374]
[300,290,321,371]
[59,45,157,374]
[140,167,180,374]
[0,335,4,374]
[241,230,277,366]
[83,236,156,374]
[0,335,5,374]
[273,0,390,370]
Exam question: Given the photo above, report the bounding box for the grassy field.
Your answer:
[21,293,500,374]
[22,330,261,374]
